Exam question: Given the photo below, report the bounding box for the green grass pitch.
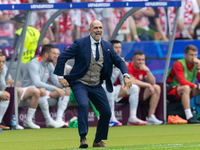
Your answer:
[1,124,200,150]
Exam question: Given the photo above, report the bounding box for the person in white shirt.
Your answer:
[0,52,10,130]
[47,46,70,125]
[110,2,140,42]
[0,52,40,130]
[74,0,97,39]
[0,0,21,45]
[93,0,113,41]
[103,40,147,125]
[158,0,200,40]
[21,44,66,128]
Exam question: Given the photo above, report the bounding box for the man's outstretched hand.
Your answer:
[58,78,69,87]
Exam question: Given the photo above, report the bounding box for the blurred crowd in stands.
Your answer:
[0,0,200,46]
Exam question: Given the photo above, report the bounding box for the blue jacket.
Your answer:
[54,36,128,92]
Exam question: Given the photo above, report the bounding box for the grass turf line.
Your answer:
[68,143,200,150]
[0,124,200,149]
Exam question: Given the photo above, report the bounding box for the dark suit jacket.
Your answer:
[54,36,128,92]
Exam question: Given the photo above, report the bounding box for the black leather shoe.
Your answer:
[79,139,88,148]
[187,117,200,124]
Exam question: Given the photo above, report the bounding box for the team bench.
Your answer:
[3,82,164,128]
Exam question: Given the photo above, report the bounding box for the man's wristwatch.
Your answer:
[123,73,131,79]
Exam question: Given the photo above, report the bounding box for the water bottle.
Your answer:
[192,107,197,119]
[11,115,16,130]
[0,128,2,133]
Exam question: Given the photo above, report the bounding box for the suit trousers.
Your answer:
[71,80,111,142]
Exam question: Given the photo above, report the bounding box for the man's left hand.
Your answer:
[124,77,132,89]
[58,78,69,87]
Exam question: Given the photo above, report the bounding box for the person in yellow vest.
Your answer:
[167,45,200,124]
[11,14,40,64]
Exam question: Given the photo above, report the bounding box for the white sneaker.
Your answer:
[146,115,163,125]
[17,124,24,130]
[110,117,122,126]
[46,118,63,128]
[110,117,120,123]
[23,120,40,129]
[128,117,147,126]
[56,118,65,127]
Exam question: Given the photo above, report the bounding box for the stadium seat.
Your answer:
[5,61,26,82]
[2,47,15,59]
[2,46,26,82]
[3,87,15,126]
[35,45,42,57]
[62,44,71,52]
[167,101,186,120]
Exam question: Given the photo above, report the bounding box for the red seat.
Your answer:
[35,45,42,56]
[2,47,15,58]
[63,44,72,52]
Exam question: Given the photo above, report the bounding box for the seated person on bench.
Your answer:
[127,50,163,125]
[167,45,200,124]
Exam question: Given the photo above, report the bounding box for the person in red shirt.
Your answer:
[167,45,200,123]
[127,50,162,125]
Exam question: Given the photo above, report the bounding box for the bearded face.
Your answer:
[89,21,103,42]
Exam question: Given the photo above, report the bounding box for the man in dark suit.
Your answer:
[54,20,132,148]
